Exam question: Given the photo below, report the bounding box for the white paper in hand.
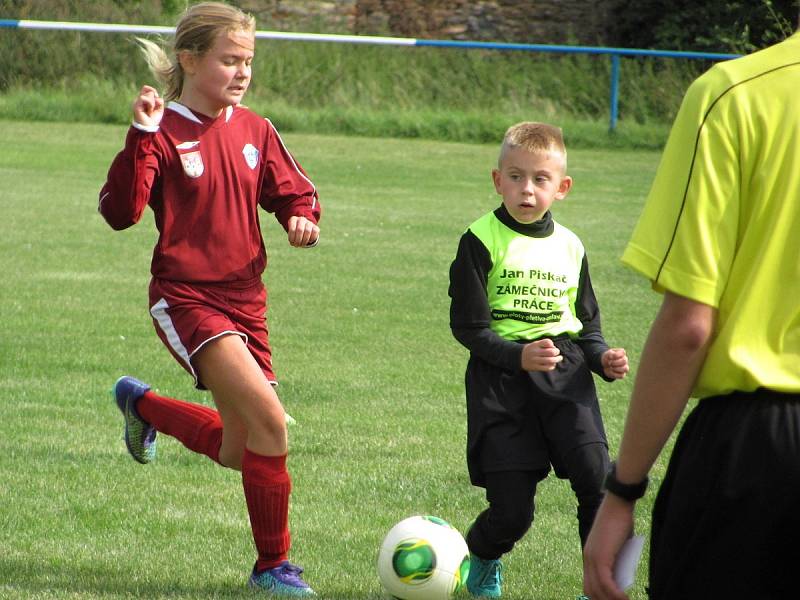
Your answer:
[613,534,645,591]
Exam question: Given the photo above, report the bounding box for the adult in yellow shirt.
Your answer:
[582,25,800,600]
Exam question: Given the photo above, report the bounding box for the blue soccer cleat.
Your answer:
[466,554,503,598]
[113,375,157,464]
[249,561,316,597]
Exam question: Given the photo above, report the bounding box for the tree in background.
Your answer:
[609,0,799,53]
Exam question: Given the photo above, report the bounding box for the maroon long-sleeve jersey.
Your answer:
[99,102,321,283]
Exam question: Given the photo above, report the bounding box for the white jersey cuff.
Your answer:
[132,121,160,133]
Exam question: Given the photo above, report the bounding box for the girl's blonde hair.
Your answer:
[499,121,568,171]
[136,2,255,101]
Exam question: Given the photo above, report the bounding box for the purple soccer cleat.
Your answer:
[113,375,157,464]
[249,561,316,597]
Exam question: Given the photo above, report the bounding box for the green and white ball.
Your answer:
[377,515,470,600]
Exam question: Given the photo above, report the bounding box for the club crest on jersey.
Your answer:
[242,143,259,170]
[180,150,204,178]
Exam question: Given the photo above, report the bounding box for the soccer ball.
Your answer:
[377,515,470,600]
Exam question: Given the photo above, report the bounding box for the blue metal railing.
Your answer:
[0,18,742,131]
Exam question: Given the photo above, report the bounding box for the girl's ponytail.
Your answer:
[135,37,182,102]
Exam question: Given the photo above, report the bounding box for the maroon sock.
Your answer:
[241,449,292,571]
[136,391,223,464]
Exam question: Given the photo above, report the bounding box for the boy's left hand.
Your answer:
[601,348,629,380]
[287,216,320,247]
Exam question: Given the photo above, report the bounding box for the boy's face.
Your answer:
[492,146,572,224]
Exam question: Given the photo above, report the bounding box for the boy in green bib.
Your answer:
[449,122,628,598]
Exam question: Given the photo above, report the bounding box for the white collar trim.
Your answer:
[167,102,234,123]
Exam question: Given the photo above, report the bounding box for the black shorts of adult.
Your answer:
[649,388,800,599]
[464,336,608,487]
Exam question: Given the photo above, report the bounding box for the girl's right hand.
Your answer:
[132,85,164,128]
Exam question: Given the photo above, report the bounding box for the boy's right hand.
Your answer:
[132,85,164,128]
[521,338,563,371]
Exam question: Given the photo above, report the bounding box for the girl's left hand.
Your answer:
[602,348,629,380]
[287,216,320,247]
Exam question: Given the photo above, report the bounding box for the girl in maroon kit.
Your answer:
[98,2,319,596]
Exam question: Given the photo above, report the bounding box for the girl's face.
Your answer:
[179,28,255,116]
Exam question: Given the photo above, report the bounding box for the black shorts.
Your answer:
[465,338,607,487]
[649,389,800,599]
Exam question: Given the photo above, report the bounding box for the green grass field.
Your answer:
[0,120,670,599]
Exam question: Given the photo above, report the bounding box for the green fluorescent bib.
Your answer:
[469,212,584,341]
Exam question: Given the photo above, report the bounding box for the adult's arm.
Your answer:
[582,291,716,600]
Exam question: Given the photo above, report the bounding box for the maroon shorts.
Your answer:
[148,277,275,389]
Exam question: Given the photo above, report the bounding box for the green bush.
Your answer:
[0,0,734,147]
[0,0,173,89]
[0,31,697,121]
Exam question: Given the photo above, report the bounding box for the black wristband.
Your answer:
[603,462,648,502]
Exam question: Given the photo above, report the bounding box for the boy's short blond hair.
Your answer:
[499,122,567,171]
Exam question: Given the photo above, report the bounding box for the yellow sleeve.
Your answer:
[622,68,740,308]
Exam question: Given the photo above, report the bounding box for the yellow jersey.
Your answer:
[622,32,800,397]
